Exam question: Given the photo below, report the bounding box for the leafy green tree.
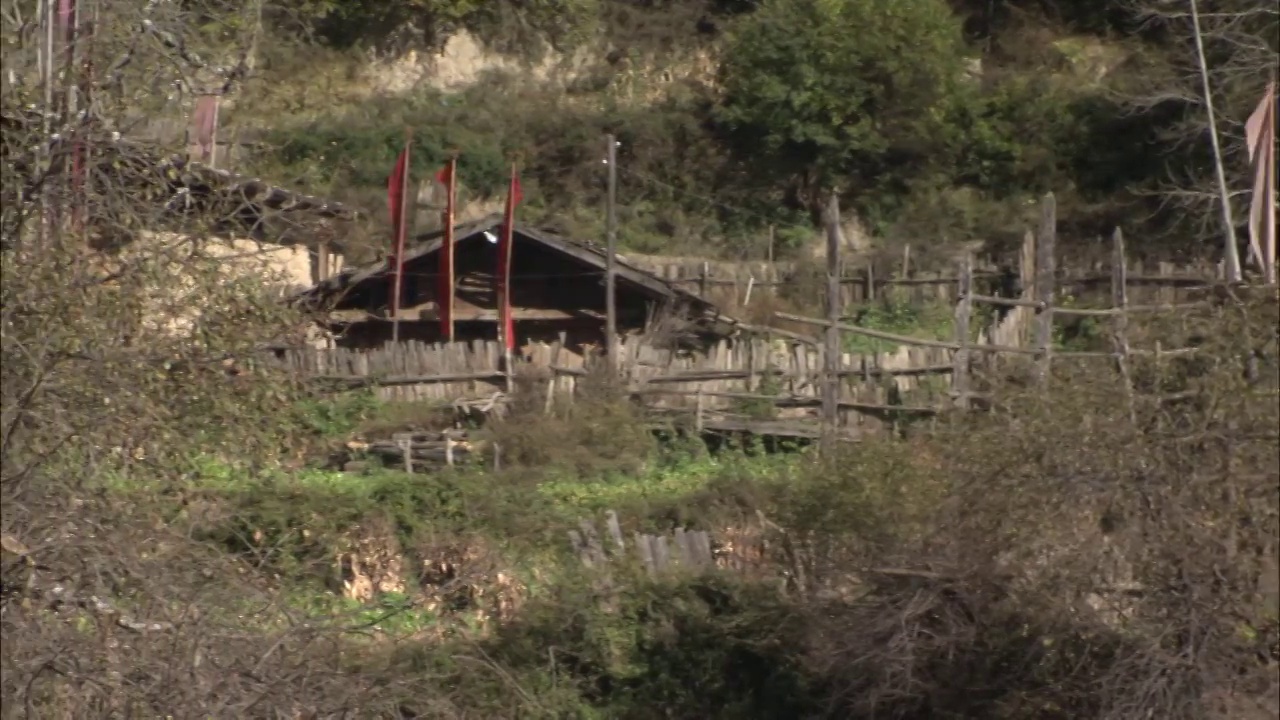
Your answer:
[715,0,971,215]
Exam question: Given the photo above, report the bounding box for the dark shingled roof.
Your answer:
[296,214,718,312]
[1,108,359,232]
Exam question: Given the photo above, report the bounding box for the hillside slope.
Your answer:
[164,1,1276,266]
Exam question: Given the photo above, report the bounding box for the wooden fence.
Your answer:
[779,192,1242,444]
[278,332,955,439]
[624,245,1227,309]
[569,512,717,578]
[277,192,1260,442]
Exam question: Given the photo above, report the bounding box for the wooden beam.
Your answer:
[636,363,955,385]
[635,387,939,416]
[776,311,961,351]
[967,293,1045,310]
[326,307,643,323]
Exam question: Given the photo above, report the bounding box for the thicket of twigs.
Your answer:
[0,3,401,715]
[809,297,1280,719]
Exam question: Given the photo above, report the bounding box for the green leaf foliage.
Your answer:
[716,0,969,202]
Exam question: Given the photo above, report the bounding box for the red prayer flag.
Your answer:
[437,159,458,340]
[497,165,523,351]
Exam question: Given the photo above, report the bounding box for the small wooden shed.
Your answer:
[295,216,733,354]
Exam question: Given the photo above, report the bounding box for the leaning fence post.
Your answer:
[1110,228,1137,425]
[1034,193,1057,386]
[822,192,843,452]
[398,437,413,474]
[952,253,974,409]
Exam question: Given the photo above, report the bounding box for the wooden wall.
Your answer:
[278,334,954,438]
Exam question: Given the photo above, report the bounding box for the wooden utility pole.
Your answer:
[822,191,842,450]
[605,134,619,373]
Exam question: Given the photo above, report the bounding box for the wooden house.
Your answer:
[295,216,736,354]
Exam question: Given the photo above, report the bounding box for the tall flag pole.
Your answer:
[55,0,78,235]
[497,162,523,354]
[387,130,413,343]
[75,1,96,239]
[62,0,87,235]
[1245,81,1276,285]
[436,156,458,341]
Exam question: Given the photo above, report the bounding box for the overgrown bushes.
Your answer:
[5,262,1276,717]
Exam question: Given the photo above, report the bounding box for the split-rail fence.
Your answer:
[277,193,1262,441]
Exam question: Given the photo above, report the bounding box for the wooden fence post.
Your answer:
[700,261,709,298]
[605,510,625,553]
[636,533,656,577]
[1018,229,1036,349]
[822,192,843,451]
[1110,228,1137,424]
[952,254,973,409]
[398,437,413,474]
[1034,193,1058,385]
[545,335,563,416]
[695,384,705,433]
[501,330,515,395]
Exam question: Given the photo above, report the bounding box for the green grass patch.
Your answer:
[293,389,383,438]
[96,443,811,588]
[534,450,798,521]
